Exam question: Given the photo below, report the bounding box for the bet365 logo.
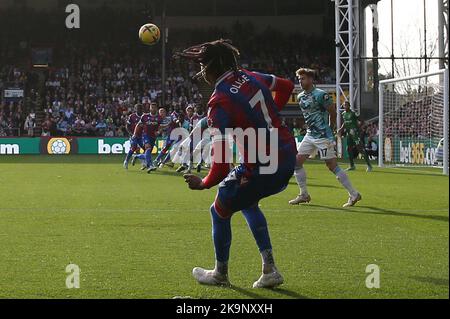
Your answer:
[399,141,438,165]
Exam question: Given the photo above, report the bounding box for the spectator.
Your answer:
[41,115,54,136]
[24,111,36,137]
[365,136,378,159]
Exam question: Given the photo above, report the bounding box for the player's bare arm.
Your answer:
[132,122,143,139]
[327,103,337,131]
[269,76,295,110]
[126,122,133,136]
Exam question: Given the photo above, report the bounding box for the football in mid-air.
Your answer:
[139,23,160,46]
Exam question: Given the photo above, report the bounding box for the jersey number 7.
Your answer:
[249,89,273,130]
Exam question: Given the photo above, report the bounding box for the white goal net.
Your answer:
[379,69,449,175]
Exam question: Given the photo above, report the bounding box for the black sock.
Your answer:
[362,149,372,167]
[348,149,355,167]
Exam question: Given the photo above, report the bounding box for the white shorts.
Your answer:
[193,137,212,164]
[297,134,337,160]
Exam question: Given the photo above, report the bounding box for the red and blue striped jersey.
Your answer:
[126,113,141,135]
[140,112,161,139]
[207,69,297,176]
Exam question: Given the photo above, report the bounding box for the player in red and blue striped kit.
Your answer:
[123,103,144,169]
[154,109,180,167]
[133,102,161,173]
[176,39,296,288]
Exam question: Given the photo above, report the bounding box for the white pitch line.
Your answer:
[388,167,446,175]
[0,207,447,214]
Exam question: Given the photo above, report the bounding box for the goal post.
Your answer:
[378,69,449,175]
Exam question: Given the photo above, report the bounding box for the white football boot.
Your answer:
[288,193,311,205]
[253,268,284,289]
[123,160,128,169]
[192,267,230,286]
[343,192,362,207]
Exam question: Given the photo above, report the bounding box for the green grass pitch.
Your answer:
[0,155,448,299]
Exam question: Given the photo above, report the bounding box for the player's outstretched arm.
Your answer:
[126,121,133,135]
[271,77,295,111]
[327,104,337,131]
[132,123,143,138]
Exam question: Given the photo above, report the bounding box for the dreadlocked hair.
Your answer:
[174,39,240,79]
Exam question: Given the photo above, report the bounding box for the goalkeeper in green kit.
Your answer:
[338,102,373,172]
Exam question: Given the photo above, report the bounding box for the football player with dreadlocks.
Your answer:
[175,39,296,288]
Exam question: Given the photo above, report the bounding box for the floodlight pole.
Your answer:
[423,0,428,73]
[444,69,449,175]
[438,0,449,70]
[161,0,167,107]
[371,3,379,105]
[335,0,361,123]
[390,0,394,78]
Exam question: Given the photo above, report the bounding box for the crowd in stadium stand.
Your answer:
[383,97,434,139]
[0,66,27,136]
[0,8,336,137]
[36,40,209,137]
[365,121,379,138]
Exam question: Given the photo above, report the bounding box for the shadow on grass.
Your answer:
[227,285,267,299]
[410,276,449,287]
[152,169,208,178]
[287,182,339,189]
[124,167,209,179]
[307,204,448,223]
[269,287,310,299]
[227,285,309,299]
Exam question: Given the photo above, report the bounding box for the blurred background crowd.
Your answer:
[1,7,379,140]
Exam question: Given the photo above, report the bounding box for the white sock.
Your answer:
[334,167,358,197]
[294,167,308,195]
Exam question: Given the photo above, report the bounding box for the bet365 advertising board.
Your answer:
[382,137,441,166]
[0,137,167,155]
[0,136,416,164]
[4,136,339,157]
